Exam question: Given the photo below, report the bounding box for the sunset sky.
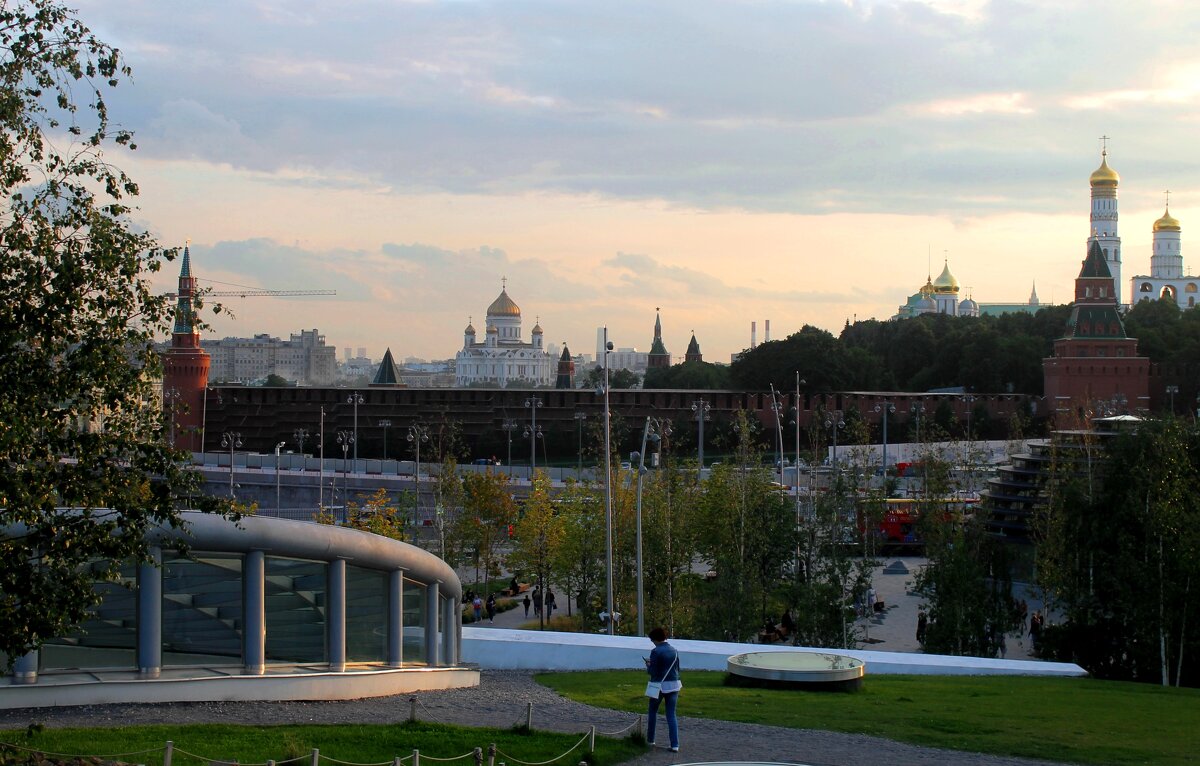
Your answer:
[83,0,1200,363]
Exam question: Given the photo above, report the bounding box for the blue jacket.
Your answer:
[647,641,680,683]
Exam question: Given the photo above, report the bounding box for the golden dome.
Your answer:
[531,322,543,334]
[465,320,476,334]
[1090,153,1120,187]
[919,277,935,296]
[933,262,959,293]
[1154,207,1181,232]
[486,288,521,317]
[486,324,498,334]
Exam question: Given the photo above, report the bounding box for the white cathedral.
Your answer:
[455,284,555,388]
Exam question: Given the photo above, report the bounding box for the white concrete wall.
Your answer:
[462,628,1086,677]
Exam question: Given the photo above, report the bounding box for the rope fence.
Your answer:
[0,695,643,766]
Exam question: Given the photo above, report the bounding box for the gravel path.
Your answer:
[0,671,1077,766]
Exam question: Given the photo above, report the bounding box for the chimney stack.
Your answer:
[751,321,757,349]
[765,319,770,343]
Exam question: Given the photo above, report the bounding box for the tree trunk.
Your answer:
[1177,575,1189,687]
[1159,532,1169,687]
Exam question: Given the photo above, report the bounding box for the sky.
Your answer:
[76,0,1200,364]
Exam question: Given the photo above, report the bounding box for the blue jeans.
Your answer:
[647,691,679,748]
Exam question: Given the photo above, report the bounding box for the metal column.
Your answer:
[327,558,346,672]
[137,546,162,678]
[244,550,266,675]
[388,570,404,667]
[424,581,440,666]
[441,594,456,665]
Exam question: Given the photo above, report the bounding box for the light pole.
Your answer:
[1167,385,1179,414]
[960,393,977,442]
[164,387,181,447]
[220,431,242,498]
[347,392,364,462]
[602,327,615,635]
[378,419,392,460]
[525,396,543,471]
[910,403,926,496]
[501,419,518,477]
[824,411,845,471]
[293,428,309,456]
[691,398,710,478]
[769,384,786,485]
[337,430,355,517]
[408,424,429,523]
[274,441,286,511]
[633,417,670,636]
[874,401,896,482]
[319,406,326,511]
[574,412,588,476]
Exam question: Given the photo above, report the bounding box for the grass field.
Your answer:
[537,670,1200,766]
[0,722,642,766]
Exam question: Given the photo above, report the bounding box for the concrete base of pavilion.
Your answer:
[462,628,1087,677]
[0,664,478,709]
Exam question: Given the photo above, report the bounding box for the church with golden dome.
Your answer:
[454,283,555,387]
[892,260,981,319]
[1130,199,1197,308]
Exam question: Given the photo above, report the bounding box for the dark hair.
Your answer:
[648,626,668,643]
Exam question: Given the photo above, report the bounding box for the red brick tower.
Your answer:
[1043,240,1149,415]
[647,309,671,369]
[555,345,575,389]
[161,244,211,451]
[684,332,703,363]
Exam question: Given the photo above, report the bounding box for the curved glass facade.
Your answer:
[16,514,462,681]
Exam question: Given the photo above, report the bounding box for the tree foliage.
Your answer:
[0,0,228,663]
[507,471,563,629]
[454,470,517,594]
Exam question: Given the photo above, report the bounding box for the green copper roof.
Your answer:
[1080,240,1113,279]
[686,333,700,355]
[650,311,668,355]
[373,348,402,385]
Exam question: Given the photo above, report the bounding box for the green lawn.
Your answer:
[0,722,642,766]
[537,670,1200,766]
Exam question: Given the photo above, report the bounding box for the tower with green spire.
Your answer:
[647,308,670,369]
[161,243,211,451]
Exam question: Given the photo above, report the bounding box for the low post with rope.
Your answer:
[589,727,595,753]
[473,747,483,766]
[411,750,419,766]
[310,750,319,766]
[393,757,402,766]
[410,697,418,723]
[164,742,173,766]
[487,743,496,766]
[525,702,533,731]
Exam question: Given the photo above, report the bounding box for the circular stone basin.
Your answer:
[726,651,865,692]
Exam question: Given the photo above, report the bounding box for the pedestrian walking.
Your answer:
[916,610,927,644]
[644,626,682,753]
[523,593,531,617]
[545,589,556,618]
[532,587,543,617]
[471,595,483,624]
[486,593,497,624]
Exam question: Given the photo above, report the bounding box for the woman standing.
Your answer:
[644,626,681,753]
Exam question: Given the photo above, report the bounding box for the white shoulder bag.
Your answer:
[645,654,678,698]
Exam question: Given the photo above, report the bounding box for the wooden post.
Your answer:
[163,742,173,766]
[411,750,419,766]
[310,750,319,766]
[589,726,595,752]
[473,747,482,766]
[525,702,533,731]
[487,743,496,766]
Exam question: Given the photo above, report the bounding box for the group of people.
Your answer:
[467,592,497,624]
[521,586,557,619]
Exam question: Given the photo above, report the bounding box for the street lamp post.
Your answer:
[909,403,926,496]
[525,396,543,472]
[602,327,615,635]
[574,412,588,476]
[293,428,309,456]
[769,385,786,485]
[824,411,845,471]
[220,431,242,498]
[407,425,429,523]
[633,416,668,636]
[337,430,355,519]
[691,398,711,478]
[378,419,392,460]
[501,419,518,477]
[960,393,977,442]
[318,406,326,511]
[1167,385,1179,414]
[274,442,286,511]
[874,401,896,482]
[347,392,364,462]
[164,387,180,447]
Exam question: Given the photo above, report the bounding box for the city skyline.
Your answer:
[78,0,1200,361]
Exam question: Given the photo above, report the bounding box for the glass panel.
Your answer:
[346,566,387,662]
[403,578,426,665]
[265,557,327,664]
[41,562,137,671]
[163,553,243,665]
